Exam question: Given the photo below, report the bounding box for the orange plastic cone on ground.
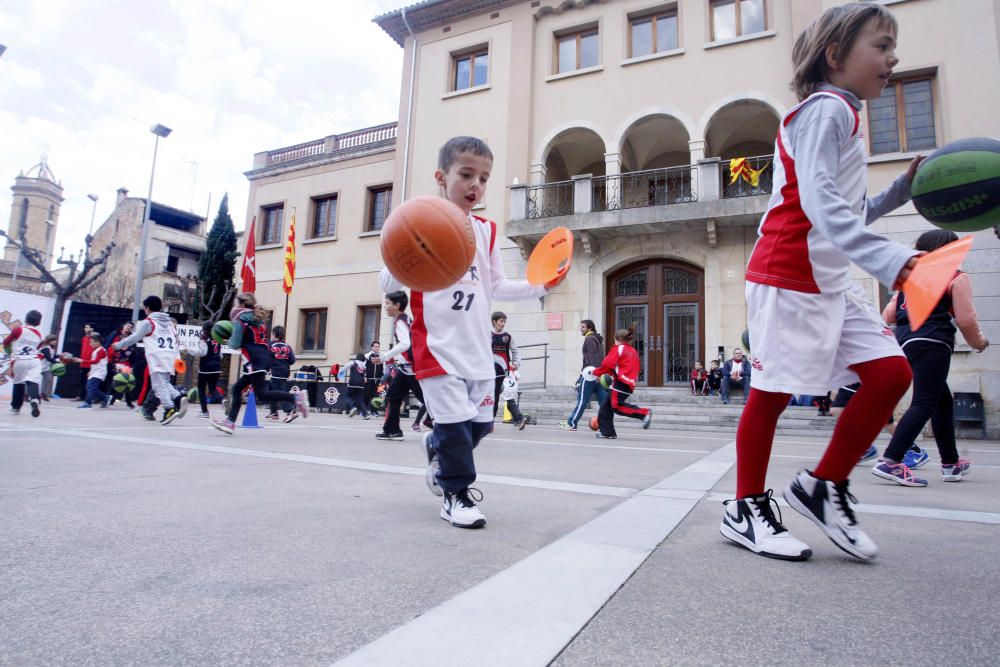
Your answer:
[526,227,573,286]
[240,388,263,428]
[902,235,973,331]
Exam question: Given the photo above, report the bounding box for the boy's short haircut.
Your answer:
[143,295,163,312]
[614,328,634,342]
[915,229,958,253]
[88,332,103,342]
[202,321,214,334]
[581,319,596,333]
[355,353,366,362]
[385,290,409,312]
[25,310,42,326]
[371,340,380,346]
[491,311,507,322]
[710,360,720,366]
[438,136,494,172]
[272,325,285,340]
[791,2,897,100]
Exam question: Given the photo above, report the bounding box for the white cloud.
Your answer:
[0,0,404,264]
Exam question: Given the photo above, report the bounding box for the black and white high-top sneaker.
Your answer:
[783,470,878,561]
[720,489,812,561]
[441,487,486,528]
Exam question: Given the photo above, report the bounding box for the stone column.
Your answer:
[572,174,593,214]
[510,184,528,221]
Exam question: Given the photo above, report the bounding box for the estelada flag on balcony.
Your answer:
[729,157,769,188]
[241,216,256,292]
[282,207,297,295]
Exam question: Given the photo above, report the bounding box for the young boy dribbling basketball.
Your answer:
[379,136,564,528]
[720,3,925,561]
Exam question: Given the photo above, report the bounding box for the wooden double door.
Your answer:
[605,259,705,387]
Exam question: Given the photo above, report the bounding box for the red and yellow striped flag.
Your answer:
[282,207,296,295]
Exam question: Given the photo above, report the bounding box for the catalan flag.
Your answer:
[282,207,296,295]
[729,157,769,188]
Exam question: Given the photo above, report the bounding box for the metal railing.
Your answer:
[526,181,574,219]
[721,155,773,198]
[517,342,549,389]
[592,165,697,212]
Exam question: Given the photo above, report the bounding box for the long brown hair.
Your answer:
[791,3,897,101]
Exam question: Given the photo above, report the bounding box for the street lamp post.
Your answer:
[87,194,99,235]
[131,123,172,324]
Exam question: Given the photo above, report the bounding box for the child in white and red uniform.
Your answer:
[592,329,652,439]
[720,3,924,562]
[375,290,423,439]
[3,309,44,417]
[379,136,563,529]
[79,332,110,408]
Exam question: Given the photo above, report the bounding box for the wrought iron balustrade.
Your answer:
[592,166,696,212]
[721,155,774,198]
[526,181,574,219]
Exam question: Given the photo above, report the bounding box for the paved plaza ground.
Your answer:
[2,401,999,666]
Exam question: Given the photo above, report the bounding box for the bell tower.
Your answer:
[4,156,64,267]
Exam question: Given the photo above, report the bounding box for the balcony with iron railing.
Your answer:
[249,122,398,175]
[508,156,773,244]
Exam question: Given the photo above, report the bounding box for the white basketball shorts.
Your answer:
[746,282,904,396]
[419,374,493,424]
[11,357,42,385]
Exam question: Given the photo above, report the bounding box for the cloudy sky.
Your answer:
[0,0,404,264]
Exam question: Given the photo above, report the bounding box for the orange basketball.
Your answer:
[380,196,476,292]
[589,416,599,431]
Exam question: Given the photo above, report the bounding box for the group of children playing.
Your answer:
[6,5,989,561]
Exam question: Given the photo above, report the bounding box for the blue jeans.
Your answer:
[720,375,748,402]
[566,378,609,428]
[85,376,107,406]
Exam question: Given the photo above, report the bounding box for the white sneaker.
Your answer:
[783,470,878,561]
[348,406,359,417]
[720,490,812,561]
[440,488,485,528]
[422,431,442,496]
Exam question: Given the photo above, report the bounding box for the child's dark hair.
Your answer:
[491,311,507,323]
[41,334,58,345]
[438,136,494,172]
[355,353,366,363]
[143,295,163,312]
[24,310,42,326]
[272,325,285,341]
[236,292,257,308]
[614,328,634,343]
[88,332,103,342]
[915,229,959,253]
[711,359,720,366]
[791,2,897,100]
[202,321,214,336]
[581,319,596,333]
[385,290,409,312]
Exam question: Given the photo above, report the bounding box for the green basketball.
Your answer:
[187,387,199,402]
[370,396,384,410]
[112,372,135,394]
[211,320,234,345]
[911,137,1000,232]
[599,373,613,389]
[741,329,751,352]
[50,362,67,377]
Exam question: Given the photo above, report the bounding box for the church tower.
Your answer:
[4,157,64,268]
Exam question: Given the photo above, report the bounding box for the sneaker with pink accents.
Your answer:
[872,460,927,487]
[210,418,235,435]
[941,458,971,482]
[293,389,309,419]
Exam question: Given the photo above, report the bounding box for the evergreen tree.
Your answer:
[197,193,238,321]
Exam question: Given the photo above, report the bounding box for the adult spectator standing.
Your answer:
[73,323,94,400]
[560,319,607,431]
[364,341,384,415]
[720,347,750,404]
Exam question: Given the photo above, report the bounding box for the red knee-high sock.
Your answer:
[736,388,792,498]
[813,356,912,482]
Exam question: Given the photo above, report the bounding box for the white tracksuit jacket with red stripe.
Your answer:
[379,213,546,381]
[746,85,915,294]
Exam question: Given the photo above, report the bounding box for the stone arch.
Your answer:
[698,92,785,158]
[615,111,694,172]
[534,121,610,181]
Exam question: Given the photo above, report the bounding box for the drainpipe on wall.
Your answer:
[400,8,417,201]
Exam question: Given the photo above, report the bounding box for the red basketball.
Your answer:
[589,416,599,431]
[380,196,476,292]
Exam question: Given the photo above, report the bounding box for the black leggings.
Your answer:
[198,372,220,413]
[227,372,295,423]
[884,341,957,464]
